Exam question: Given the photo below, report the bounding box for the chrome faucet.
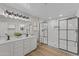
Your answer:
[5,33,10,40]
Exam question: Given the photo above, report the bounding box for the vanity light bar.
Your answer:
[4,10,29,20]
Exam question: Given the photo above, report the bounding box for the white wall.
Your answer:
[0,16,30,40]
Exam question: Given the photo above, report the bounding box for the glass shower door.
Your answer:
[68,18,78,53]
[59,20,67,50]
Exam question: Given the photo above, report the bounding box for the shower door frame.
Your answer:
[58,17,79,55]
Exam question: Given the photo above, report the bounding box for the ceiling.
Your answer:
[0,3,79,20]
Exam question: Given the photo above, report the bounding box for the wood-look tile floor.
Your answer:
[26,44,75,56]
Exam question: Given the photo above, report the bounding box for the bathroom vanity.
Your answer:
[0,36,37,56]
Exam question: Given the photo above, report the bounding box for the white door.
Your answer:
[40,23,48,44]
[43,37,48,44]
[0,43,12,56]
[48,20,58,48]
[13,40,23,56]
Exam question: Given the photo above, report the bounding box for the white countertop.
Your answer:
[0,36,34,45]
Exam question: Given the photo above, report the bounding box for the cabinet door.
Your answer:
[13,40,23,56]
[59,40,67,50]
[60,20,67,29]
[23,39,31,55]
[0,43,11,56]
[30,37,37,51]
[68,18,78,29]
[68,30,78,41]
[68,41,77,53]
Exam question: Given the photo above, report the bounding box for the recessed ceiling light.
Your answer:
[59,14,63,17]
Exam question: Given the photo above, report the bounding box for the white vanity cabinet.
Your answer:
[0,36,37,56]
[0,43,12,56]
[30,37,37,51]
[13,40,24,56]
[23,37,37,55]
[23,38,31,55]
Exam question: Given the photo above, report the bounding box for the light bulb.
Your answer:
[3,13,8,17]
[59,14,63,17]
